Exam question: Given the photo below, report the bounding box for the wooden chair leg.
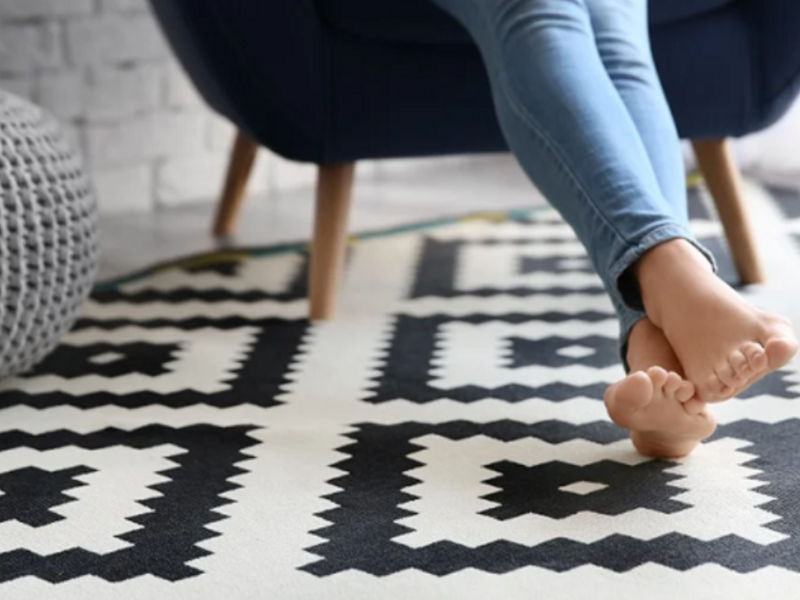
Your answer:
[691,138,765,285]
[212,130,258,238]
[309,163,356,320]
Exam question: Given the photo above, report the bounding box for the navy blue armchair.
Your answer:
[150,0,800,318]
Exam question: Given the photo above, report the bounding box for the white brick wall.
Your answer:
[0,0,278,214]
[65,14,168,66]
[0,23,62,73]
[0,0,93,20]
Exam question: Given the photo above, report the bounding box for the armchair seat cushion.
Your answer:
[313,0,737,45]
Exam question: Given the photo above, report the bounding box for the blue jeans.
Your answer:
[428,0,715,366]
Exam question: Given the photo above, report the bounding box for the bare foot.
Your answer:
[604,318,716,458]
[635,240,798,402]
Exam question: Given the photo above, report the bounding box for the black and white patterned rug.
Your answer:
[2,181,800,599]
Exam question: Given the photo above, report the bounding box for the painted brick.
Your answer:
[164,62,203,108]
[66,14,167,66]
[0,23,61,74]
[0,4,290,215]
[0,0,93,20]
[86,111,206,167]
[99,0,149,13]
[85,64,161,121]
[36,71,84,120]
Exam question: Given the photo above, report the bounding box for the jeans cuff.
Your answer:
[609,223,716,313]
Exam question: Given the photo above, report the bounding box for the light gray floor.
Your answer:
[98,155,544,281]
[98,153,800,283]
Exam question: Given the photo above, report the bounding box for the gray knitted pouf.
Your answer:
[0,91,98,378]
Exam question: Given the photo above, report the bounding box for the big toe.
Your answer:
[604,371,653,419]
[765,336,798,370]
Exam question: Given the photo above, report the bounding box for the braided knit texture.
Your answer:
[0,92,98,377]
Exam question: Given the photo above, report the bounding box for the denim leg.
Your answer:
[586,0,700,368]
[427,0,714,365]
[585,0,689,226]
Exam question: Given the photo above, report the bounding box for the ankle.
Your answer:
[636,239,711,284]
[634,240,712,324]
[625,318,658,369]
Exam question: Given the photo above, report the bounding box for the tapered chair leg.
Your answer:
[212,130,258,238]
[692,138,765,285]
[309,163,356,320]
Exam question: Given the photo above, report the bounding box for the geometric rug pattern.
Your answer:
[2,182,800,599]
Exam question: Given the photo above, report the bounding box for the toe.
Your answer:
[715,361,738,388]
[675,381,695,403]
[742,342,768,373]
[764,336,798,371]
[604,371,654,420]
[728,349,750,381]
[718,384,736,401]
[646,366,669,388]
[663,372,682,396]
